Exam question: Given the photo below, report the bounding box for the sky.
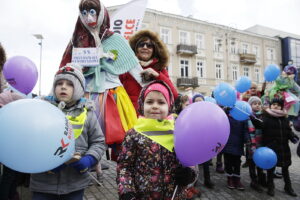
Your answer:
[0,0,299,95]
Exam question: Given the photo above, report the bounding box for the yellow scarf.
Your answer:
[134,117,175,152]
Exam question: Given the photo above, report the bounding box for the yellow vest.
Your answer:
[66,108,88,139]
[134,117,175,152]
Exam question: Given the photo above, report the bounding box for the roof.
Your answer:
[245,25,300,40]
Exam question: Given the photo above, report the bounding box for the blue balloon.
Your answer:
[204,96,217,104]
[253,147,277,169]
[264,64,280,82]
[229,100,252,121]
[213,82,237,107]
[235,76,252,93]
[0,99,75,173]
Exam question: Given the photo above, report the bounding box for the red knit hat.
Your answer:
[144,83,170,106]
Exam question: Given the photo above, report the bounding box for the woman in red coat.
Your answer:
[119,30,178,111]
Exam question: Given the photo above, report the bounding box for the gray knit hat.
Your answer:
[248,96,261,105]
[53,64,85,103]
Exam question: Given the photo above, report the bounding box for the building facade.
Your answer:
[246,25,300,84]
[109,7,281,96]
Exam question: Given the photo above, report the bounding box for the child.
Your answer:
[247,96,266,192]
[222,107,249,191]
[117,80,196,200]
[174,94,190,115]
[254,98,298,197]
[30,65,106,200]
[192,94,215,189]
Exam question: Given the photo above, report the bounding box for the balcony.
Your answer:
[240,53,256,65]
[176,44,197,55]
[177,77,199,88]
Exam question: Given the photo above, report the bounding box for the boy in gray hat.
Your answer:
[30,64,106,200]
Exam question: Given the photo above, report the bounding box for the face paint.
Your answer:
[81,9,97,28]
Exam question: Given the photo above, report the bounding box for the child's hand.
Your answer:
[69,155,97,174]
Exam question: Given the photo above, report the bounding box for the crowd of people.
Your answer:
[0,0,300,199]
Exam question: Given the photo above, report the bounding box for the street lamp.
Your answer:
[33,34,43,96]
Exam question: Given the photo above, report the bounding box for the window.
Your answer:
[195,33,204,50]
[160,27,171,44]
[267,48,275,60]
[214,38,222,52]
[196,60,205,78]
[243,66,250,77]
[179,31,189,45]
[230,39,237,54]
[215,63,223,79]
[180,59,189,77]
[232,65,239,80]
[290,39,300,68]
[253,46,259,57]
[254,67,260,82]
[242,43,249,54]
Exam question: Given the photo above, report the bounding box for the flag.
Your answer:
[111,0,148,40]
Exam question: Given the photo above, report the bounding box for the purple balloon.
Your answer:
[175,102,230,166]
[3,56,38,95]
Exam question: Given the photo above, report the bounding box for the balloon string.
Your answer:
[233,106,263,123]
[233,106,251,116]
[171,185,178,200]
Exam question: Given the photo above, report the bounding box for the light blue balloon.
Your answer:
[235,76,252,93]
[253,147,277,169]
[229,100,252,121]
[213,82,237,107]
[264,64,280,82]
[0,99,75,173]
[204,96,217,104]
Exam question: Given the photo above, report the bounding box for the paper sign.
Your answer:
[71,47,99,67]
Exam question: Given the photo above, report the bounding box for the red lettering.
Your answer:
[125,19,135,29]
[61,138,69,148]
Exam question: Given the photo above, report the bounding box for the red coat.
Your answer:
[120,62,178,111]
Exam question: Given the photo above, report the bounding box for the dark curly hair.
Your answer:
[174,94,190,114]
[137,80,174,116]
[0,43,6,72]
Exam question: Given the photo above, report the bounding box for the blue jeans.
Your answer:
[32,189,84,200]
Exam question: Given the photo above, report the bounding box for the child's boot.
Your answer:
[233,176,245,191]
[284,184,297,197]
[216,162,224,174]
[250,179,263,193]
[227,176,235,189]
[282,168,297,197]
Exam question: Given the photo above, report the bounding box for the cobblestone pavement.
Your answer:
[84,133,300,200]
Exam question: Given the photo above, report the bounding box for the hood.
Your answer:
[129,30,169,71]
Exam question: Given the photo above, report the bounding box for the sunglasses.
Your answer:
[137,42,154,49]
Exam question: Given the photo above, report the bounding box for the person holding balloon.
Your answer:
[246,96,267,192]
[250,97,299,197]
[30,65,106,200]
[241,82,266,102]
[221,107,250,191]
[116,80,196,200]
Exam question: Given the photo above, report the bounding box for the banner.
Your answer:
[111,0,148,40]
